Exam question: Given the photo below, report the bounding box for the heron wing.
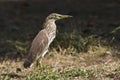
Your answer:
[27,29,49,63]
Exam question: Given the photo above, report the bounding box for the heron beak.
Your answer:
[61,15,73,19]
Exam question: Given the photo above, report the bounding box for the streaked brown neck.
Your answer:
[43,19,56,35]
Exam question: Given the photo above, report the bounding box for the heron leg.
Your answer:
[36,58,43,68]
[36,49,48,67]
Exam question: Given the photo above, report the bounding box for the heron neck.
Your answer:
[43,19,56,35]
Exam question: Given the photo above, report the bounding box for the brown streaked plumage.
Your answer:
[23,13,72,68]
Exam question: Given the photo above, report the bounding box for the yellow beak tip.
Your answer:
[63,15,73,18]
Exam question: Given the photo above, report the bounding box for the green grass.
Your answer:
[25,65,94,80]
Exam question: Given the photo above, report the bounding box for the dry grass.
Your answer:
[0,44,120,80]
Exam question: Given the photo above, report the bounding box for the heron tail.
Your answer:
[23,59,32,68]
[23,52,36,68]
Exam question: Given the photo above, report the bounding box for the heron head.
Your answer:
[46,13,72,21]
